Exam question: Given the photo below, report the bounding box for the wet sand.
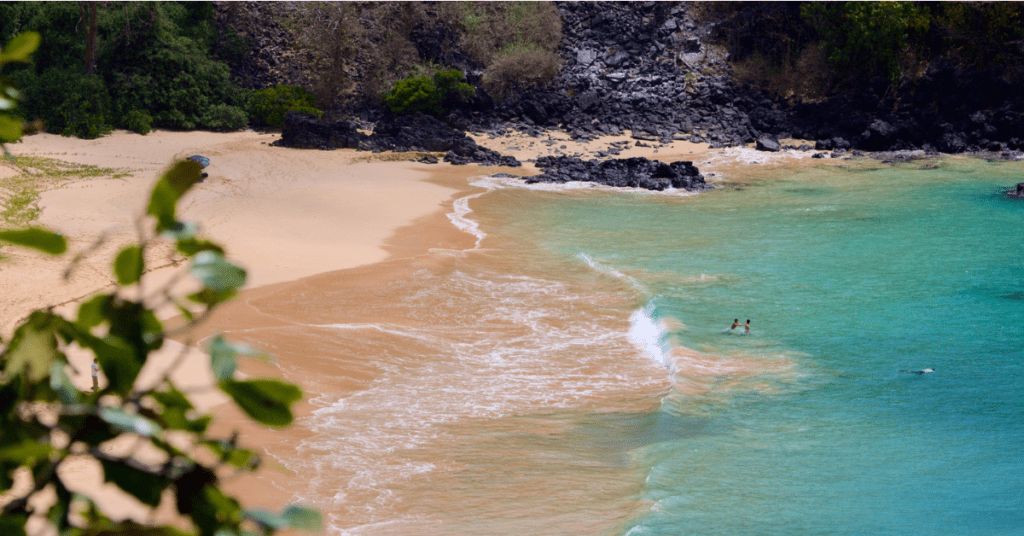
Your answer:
[0,127,855,532]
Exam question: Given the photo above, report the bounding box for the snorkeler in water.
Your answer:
[900,368,935,375]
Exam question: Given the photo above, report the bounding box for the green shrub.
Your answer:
[383,69,474,116]
[433,68,476,109]
[201,103,248,131]
[123,108,152,135]
[248,84,322,128]
[1,3,248,137]
[383,76,438,115]
[24,69,113,139]
[801,2,929,85]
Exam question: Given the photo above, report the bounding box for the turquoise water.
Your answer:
[258,157,1022,534]
[496,159,1024,535]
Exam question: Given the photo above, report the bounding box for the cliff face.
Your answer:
[219,1,1024,155]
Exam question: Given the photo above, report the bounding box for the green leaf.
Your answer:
[208,336,238,382]
[0,376,21,415]
[161,221,198,241]
[151,389,192,411]
[186,288,238,307]
[0,115,21,143]
[189,251,246,292]
[0,32,41,63]
[186,415,212,434]
[282,505,322,531]
[49,362,80,404]
[3,312,60,382]
[0,441,54,463]
[208,336,266,382]
[203,440,257,469]
[82,523,193,535]
[147,161,202,232]
[46,479,72,533]
[75,294,113,331]
[219,379,302,428]
[63,414,117,447]
[74,334,140,394]
[99,407,162,437]
[113,245,144,285]
[150,389,194,431]
[0,227,67,255]
[176,237,224,256]
[0,514,27,536]
[245,509,288,529]
[100,459,170,508]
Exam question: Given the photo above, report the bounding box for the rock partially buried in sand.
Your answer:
[755,136,781,152]
[525,156,710,192]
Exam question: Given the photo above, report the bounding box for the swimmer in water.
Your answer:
[900,368,935,375]
[730,319,740,330]
[744,319,751,333]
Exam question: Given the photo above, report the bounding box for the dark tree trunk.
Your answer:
[82,2,98,74]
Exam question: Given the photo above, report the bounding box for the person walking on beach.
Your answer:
[730,319,740,330]
[91,360,99,391]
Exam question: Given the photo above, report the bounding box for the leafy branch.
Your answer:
[0,32,320,536]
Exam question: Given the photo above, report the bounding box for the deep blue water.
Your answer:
[516,159,1024,535]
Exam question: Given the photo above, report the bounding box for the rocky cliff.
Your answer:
[218,1,1024,156]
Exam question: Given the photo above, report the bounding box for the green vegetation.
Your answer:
[288,2,563,107]
[801,2,930,86]
[712,2,1024,97]
[0,157,128,226]
[0,2,251,137]
[441,2,563,99]
[249,85,323,128]
[0,31,39,151]
[383,69,474,116]
[0,32,320,536]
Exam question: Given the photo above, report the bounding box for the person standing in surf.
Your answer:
[745,319,751,333]
[730,319,740,330]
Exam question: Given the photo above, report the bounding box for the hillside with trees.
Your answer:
[2,2,1023,153]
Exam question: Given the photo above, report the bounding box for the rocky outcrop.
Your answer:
[276,112,367,149]
[1007,182,1024,198]
[525,156,710,192]
[275,111,520,167]
[476,2,762,148]
[234,2,1024,158]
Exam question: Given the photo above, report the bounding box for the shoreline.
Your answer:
[0,127,963,530]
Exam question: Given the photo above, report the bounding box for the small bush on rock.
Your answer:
[249,85,322,128]
[383,69,474,116]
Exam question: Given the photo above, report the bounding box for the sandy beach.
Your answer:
[1,127,844,532]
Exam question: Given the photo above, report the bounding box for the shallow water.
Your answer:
[236,157,1024,535]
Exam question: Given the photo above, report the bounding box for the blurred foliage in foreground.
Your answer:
[0,31,320,536]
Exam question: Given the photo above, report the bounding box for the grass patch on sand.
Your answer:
[0,156,130,227]
[352,151,441,164]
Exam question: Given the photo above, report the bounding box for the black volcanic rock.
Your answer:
[525,156,710,192]
[1008,182,1024,198]
[755,136,781,152]
[277,112,368,150]
[277,112,520,167]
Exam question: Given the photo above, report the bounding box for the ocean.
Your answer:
[235,154,1024,535]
